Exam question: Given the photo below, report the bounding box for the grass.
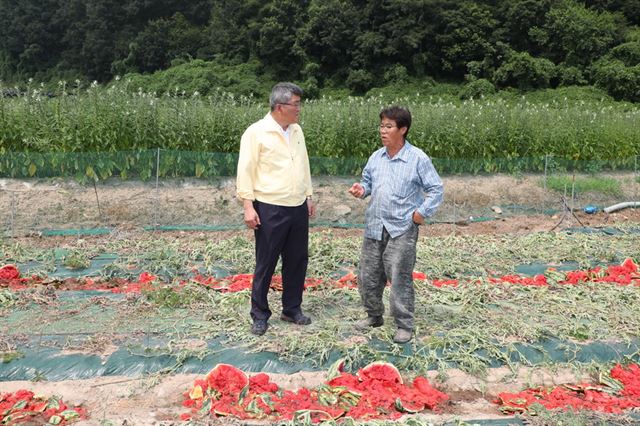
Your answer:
[545,175,624,197]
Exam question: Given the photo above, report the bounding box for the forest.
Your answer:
[1,0,639,101]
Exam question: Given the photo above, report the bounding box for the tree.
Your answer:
[126,19,171,73]
[118,13,207,74]
[0,0,65,78]
[435,1,499,77]
[254,0,308,78]
[609,41,640,66]
[205,0,261,63]
[297,0,360,82]
[530,0,625,67]
[81,0,129,81]
[591,58,640,101]
[584,0,640,25]
[493,50,556,89]
[497,0,555,54]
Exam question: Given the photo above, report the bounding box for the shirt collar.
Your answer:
[381,140,411,162]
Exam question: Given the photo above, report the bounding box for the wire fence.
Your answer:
[1,151,639,237]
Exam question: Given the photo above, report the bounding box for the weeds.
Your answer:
[62,249,91,270]
[545,175,624,197]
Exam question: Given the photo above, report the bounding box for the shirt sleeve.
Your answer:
[236,128,259,201]
[416,156,444,218]
[300,134,313,198]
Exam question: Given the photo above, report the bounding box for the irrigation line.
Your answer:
[91,377,145,388]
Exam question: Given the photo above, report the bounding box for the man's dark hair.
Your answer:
[380,106,411,137]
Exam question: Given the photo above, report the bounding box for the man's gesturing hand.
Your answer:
[348,183,365,198]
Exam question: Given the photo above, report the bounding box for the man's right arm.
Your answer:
[237,129,261,229]
[236,130,258,201]
[243,198,260,229]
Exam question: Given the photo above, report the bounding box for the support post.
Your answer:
[154,148,160,229]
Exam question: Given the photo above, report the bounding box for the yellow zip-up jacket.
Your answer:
[236,113,313,206]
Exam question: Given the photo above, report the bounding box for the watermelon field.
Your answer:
[2,86,640,425]
[2,172,640,425]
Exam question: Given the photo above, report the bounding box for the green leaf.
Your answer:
[86,165,97,180]
[28,163,37,176]
[195,162,204,178]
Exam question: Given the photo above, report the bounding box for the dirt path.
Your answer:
[2,173,639,237]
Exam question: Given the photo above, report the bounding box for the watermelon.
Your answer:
[357,361,403,385]
[206,363,249,395]
[394,396,425,413]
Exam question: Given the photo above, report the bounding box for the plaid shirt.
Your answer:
[360,141,443,240]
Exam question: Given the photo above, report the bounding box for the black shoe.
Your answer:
[280,312,312,325]
[251,319,268,336]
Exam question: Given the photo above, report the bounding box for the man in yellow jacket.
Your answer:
[236,82,316,336]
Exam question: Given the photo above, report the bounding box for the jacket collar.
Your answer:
[264,112,298,135]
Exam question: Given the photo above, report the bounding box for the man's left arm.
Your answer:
[300,132,316,217]
[413,156,444,224]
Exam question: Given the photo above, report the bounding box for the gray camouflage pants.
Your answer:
[358,224,419,331]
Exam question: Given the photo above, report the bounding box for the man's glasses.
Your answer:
[379,124,396,130]
[280,102,303,108]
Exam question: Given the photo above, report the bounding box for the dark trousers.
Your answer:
[250,200,309,321]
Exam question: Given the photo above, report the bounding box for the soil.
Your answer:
[1,173,639,238]
[1,174,640,425]
[0,366,586,425]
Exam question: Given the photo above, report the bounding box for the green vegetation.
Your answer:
[0,351,23,363]
[0,289,17,308]
[62,250,91,270]
[144,283,210,309]
[545,176,624,197]
[1,0,640,102]
[0,83,638,180]
[2,229,639,377]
